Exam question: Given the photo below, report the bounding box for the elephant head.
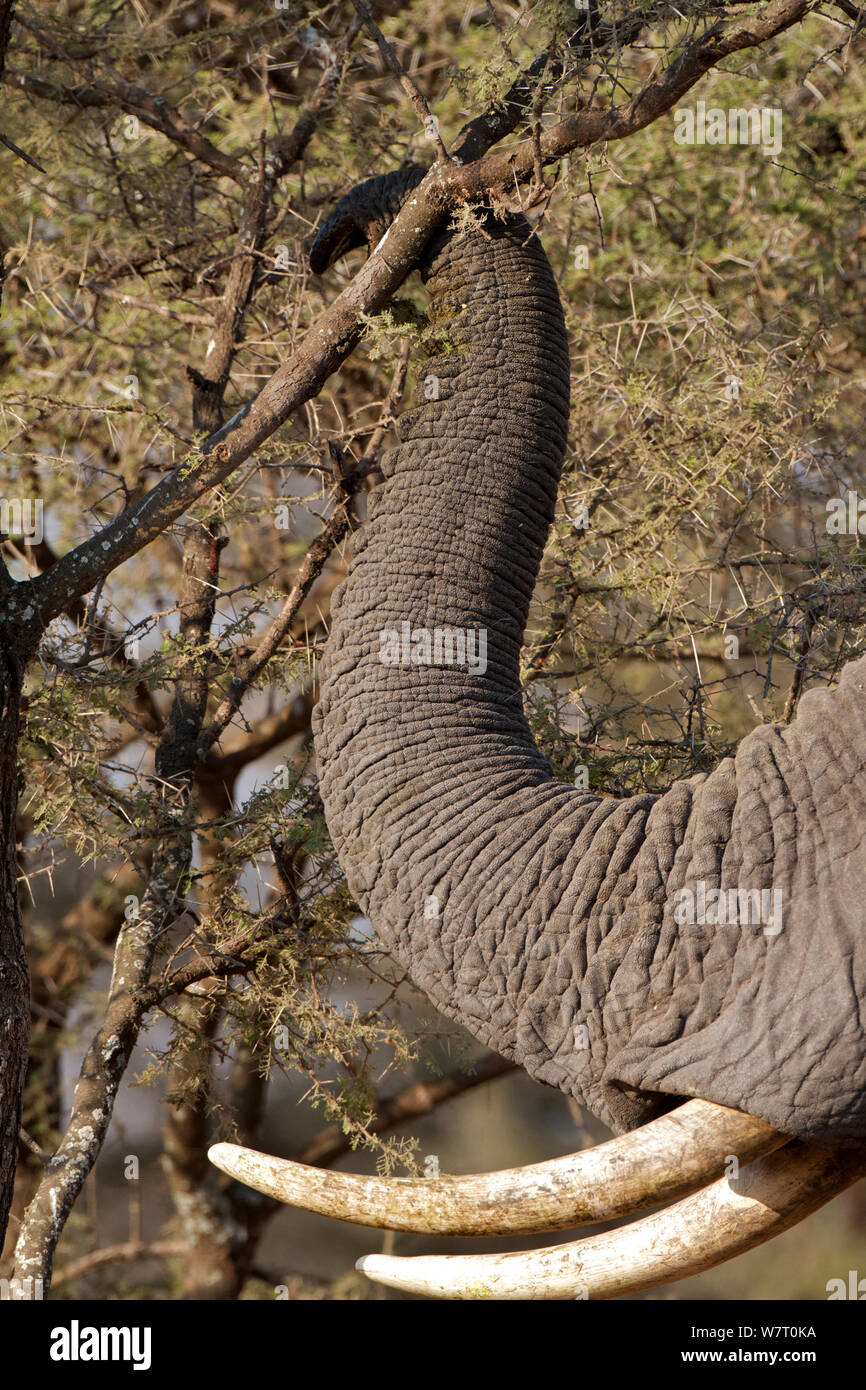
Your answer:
[209,169,866,1299]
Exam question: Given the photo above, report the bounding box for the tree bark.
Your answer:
[0,639,28,1248]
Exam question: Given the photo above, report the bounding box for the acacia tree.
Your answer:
[1,0,865,1297]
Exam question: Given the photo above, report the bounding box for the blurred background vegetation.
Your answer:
[1,0,865,1298]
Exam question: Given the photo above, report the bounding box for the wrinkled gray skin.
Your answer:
[312,168,866,1144]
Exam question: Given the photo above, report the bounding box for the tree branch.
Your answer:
[449,0,812,200]
[12,17,245,183]
[270,18,361,178]
[6,0,811,650]
[353,0,452,161]
[51,1240,185,1289]
[197,345,410,756]
[12,527,224,1286]
[452,4,657,163]
[0,0,14,86]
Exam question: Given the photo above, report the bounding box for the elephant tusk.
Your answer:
[207,1098,782,1237]
[356,1141,866,1300]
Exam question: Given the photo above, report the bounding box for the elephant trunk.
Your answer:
[313,178,670,1132]
[311,171,866,1145]
[208,170,866,1300]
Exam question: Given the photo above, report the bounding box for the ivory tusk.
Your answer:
[356,1140,866,1299]
[208,1098,782,1236]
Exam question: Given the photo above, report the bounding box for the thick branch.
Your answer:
[449,0,812,198]
[0,0,14,85]
[452,5,656,163]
